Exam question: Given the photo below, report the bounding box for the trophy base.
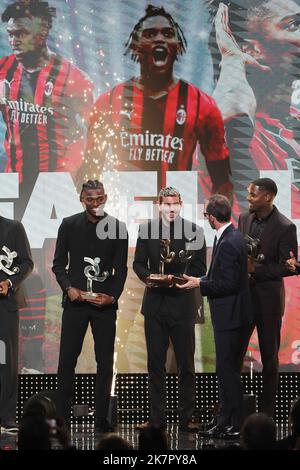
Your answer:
[172,275,188,286]
[81,292,100,301]
[146,274,173,288]
[146,274,187,288]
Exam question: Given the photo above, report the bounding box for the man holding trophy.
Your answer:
[0,216,33,432]
[133,186,206,432]
[52,180,128,433]
[239,178,298,417]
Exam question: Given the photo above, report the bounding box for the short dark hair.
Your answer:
[2,1,56,29]
[18,415,51,450]
[206,194,231,222]
[97,434,133,450]
[251,177,278,196]
[241,413,277,450]
[124,4,187,62]
[138,425,169,451]
[80,179,104,200]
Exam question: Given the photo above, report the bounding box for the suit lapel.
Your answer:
[244,212,255,236]
[208,224,234,277]
[150,218,162,269]
[0,216,10,242]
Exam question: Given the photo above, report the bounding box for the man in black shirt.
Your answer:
[0,216,33,431]
[238,178,298,417]
[133,186,206,432]
[52,180,128,433]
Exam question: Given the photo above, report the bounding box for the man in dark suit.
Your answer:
[0,216,33,431]
[52,180,128,433]
[178,194,253,437]
[133,186,206,432]
[239,177,298,417]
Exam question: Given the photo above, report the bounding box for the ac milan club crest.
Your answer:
[176,105,186,125]
[45,81,54,97]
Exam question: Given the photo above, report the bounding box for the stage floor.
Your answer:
[0,422,290,451]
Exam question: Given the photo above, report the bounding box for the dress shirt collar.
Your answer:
[253,206,274,222]
[216,222,232,241]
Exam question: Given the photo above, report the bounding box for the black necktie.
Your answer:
[212,236,218,258]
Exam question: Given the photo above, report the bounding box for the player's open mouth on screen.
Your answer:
[152,46,168,66]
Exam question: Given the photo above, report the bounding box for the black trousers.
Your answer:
[214,325,250,427]
[249,292,282,417]
[144,309,195,427]
[57,304,116,421]
[0,308,19,422]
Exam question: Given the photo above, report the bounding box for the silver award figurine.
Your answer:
[0,245,20,294]
[146,239,175,288]
[82,256,109,300]
[0,245,20,275]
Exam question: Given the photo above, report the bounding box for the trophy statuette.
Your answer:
[146,240,195,288]
[244,235,265,280]
[244,235,265,263]
[146,239,175,288]
[0,245,20,294]
[174,245,196,285]
[82,256,109,300]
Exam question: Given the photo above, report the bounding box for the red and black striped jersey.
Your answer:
[85,78,229,188]
[0,54,94,183]
[250,113,300,171]
[250,112,300,218]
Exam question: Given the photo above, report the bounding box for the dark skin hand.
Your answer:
[86,293,115,307]
[67,287,115,307]
[247,257,255,274]
[286,251,300,272]
[0,280,10,296]
[67,287,84,302]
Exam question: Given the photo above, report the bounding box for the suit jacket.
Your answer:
[200,224,253,332]
[0,216,33,310]
[52,211,128,310]
[238,206,298,316]
[133,217,206,318]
